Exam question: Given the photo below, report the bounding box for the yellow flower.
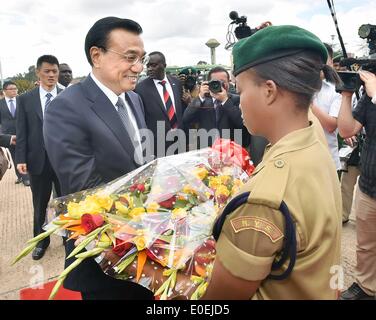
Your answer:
[129,207,146,218]
[133,236,146,251]
[231,185,240,195]
[233,179,243,187]
[115,201,129,217]
[208,177,221,189]
[66,202,85,219]
[94,194,114,211]
[215,185,230,197]
[219,175,231,185]
[182,185,197,195]
[193,167,208,180]
[147,202,160,213]
[172,208,187,218]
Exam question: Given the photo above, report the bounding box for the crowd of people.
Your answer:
[0,16,375,300]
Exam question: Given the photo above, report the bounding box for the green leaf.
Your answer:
[174,199,188,208]
[132,195,144,208]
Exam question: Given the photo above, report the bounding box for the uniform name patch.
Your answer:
[230,216,284,243]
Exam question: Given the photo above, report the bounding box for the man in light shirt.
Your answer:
[311,43,342,175]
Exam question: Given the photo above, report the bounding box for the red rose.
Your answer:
[112,238,133,257]
[129,184,137,192]
[158,195,177,209]
[81,214,104,233]
[137,184,145,192]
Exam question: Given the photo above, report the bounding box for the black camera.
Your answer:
[208,80,224,94]
[229,11,258,40]
[336,71,364,93]
[183,76,197,91]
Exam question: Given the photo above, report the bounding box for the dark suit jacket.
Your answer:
[183,93,250,147]
[43,75,147,292]
[15,87,63,175]
[0,97,18,134]
[135,75,185,157]
[0,134,11,147]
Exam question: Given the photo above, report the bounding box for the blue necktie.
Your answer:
[45,93,53,110]
[9,99,16,118]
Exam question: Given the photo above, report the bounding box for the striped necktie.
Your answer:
[45,93,53,110]
[159,80,177,129]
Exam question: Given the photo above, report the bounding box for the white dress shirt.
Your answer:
[313,80,342,170]
[90,73,142,146]
[153,76,176,112]
[39,86,58,116]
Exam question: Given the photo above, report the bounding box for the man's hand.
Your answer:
[17,163,28,175]
[211,86,229,103]
[344,136,357,148]
[182,89,192,105]
[199,82,210,100]
[256,21,272,30]
[359,70,376,99]
[10,135,16,145]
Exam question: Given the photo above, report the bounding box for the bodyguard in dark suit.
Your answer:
[135,51,185,158]
[44,17,153,300]
[16,55,62,260]
[183,66,250,148]
[0,81,29,185]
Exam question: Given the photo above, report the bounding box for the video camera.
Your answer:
[225,11,259,49]
[336,24,376,93]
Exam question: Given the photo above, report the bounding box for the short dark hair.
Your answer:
[208,66,230,81]
[149,51,166,64]
[85,16,143,66]
[36,55,59,69]
[3,81,17,90]
[323,43,333,59]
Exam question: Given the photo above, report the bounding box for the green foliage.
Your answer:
[13,79,34,94]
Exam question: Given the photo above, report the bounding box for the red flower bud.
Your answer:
[112,238,133,257]
[137,184,145,192]
[158,195,177,209]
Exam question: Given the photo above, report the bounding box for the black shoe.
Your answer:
[15,178,23,184]
[23,179,30,187]
[340,282,374,300]
[32,247,46,260]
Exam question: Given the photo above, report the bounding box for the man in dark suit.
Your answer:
[0,81,30,185]
[16,55,63,260]
[135,51,185,158]
[43,17,153,300]
[183,66,249,149]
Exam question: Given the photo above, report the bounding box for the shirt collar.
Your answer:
[90,72,125,106]
[39,85,57,98]
[253,123,318,175]
[5,96,15,103]
[153,75,168,86]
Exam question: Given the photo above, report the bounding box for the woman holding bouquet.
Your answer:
[203,25,342,299]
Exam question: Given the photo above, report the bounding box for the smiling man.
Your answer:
[43,17,152,300]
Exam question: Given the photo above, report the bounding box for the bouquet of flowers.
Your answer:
[13,139,254,300]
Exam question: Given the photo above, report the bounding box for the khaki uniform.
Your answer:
[216,123,342,299]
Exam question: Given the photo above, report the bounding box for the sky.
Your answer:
[0,0,374,79]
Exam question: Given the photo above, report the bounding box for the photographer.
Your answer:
[338,70,376,300]
[182,66,248,148]
[178,67,200,110]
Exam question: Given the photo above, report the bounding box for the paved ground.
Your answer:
[0,166,357,300]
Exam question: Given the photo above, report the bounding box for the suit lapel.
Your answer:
[34,88,43,122]
[83,77,137,166]
[147,78,170,121]
[168,75,183,127]
[0,99,13,119]
[124,92,146,130]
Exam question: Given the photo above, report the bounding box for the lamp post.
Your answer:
[205,39,220,65]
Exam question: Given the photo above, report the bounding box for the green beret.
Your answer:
[179,66,198,75]
[333,54,343,63]
[233,25,328,76]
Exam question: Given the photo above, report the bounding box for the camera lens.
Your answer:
[208,80,223,94]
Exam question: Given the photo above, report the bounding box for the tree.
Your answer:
[13,79,34,94]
